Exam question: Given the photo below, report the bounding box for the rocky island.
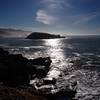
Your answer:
[26,32,65,39]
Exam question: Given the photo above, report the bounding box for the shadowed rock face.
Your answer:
[0,48,51,86]
[26,32,65,39]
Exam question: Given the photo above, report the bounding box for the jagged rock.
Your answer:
[31,65,50,78]
[31,78,77,100]
[33,78,56,87]
[29,57,52,67]
[29,57,52,78]
[0,48,51,86]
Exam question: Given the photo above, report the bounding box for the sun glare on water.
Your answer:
[45,39,60,47]
[44,39,66,63]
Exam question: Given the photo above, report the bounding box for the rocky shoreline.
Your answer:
[0,48,77,100]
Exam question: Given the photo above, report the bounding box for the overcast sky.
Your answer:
[0,0,100,35]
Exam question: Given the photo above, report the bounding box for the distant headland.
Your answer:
[26,32,65,39]
[0,28,66,39]
[0,28,31,38]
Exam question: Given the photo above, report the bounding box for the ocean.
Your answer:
[0,35,100,100]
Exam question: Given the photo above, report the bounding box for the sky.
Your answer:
[0,0,100,35]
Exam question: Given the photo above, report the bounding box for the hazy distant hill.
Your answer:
[0,28,31,38]
[26,32,65,39]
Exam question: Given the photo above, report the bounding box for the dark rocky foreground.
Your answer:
[0,86,47,100]
[0,48,51,86]
[26,32,65,39]
[0,48,77,100]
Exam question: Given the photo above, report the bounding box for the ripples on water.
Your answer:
[0,36,100,100]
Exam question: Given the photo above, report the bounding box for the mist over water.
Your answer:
[0,36,100,100]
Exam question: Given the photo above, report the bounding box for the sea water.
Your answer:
[0,35,100,100]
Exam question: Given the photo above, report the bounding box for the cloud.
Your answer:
[35,0,72,25]
[36,10,56,25]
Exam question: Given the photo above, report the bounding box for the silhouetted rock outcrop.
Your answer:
[26,32,65,39]
[0,48,51,86]
[29,57,52,78]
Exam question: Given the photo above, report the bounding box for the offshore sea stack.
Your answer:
[26,32,65,39]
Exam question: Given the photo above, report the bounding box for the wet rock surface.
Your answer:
[30,77,77,100]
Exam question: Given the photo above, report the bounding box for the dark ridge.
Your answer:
[26,32,65,39]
